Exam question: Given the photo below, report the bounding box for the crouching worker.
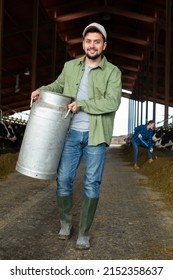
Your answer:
[31,22,122,250]
[132,120,155,170]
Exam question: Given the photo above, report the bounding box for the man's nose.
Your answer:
[89,41,95,47]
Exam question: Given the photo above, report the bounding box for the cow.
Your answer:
[152,127,173,150]
[0,120,17,142]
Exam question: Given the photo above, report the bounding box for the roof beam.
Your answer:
[55,6,157,23]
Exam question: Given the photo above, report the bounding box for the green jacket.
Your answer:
[40,55,122,146]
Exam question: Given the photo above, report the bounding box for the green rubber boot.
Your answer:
[76,195,99,250]
[57,195,73,240]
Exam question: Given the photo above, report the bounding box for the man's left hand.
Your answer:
[68,101,78,113]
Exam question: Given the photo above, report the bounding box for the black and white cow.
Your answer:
[0,120,17,142]
[152,127,173,150]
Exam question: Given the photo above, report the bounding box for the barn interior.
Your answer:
[0,0,173,128]
[1,1,173,261]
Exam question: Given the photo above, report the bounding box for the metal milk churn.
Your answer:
[16,90,72,180]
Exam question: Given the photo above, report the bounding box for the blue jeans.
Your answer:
[56,129,106,198]
[132,139,152,164]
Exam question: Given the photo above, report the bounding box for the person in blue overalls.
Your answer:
[132,120,155,169]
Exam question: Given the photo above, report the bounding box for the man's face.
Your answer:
[151,123,155,129]
[83,32,107,60]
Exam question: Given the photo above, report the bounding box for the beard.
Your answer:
[85,48,103,60]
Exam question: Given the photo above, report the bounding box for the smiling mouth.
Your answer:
[88,49,97,53]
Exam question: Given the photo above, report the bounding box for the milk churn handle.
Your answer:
[64,108,71,119]
[30,97,33,108]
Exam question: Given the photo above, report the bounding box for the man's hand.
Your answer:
[31,89,40,102]
[68,101,78,113]
[138,133,142,139]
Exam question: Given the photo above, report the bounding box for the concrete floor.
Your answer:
[0,146,173,260]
